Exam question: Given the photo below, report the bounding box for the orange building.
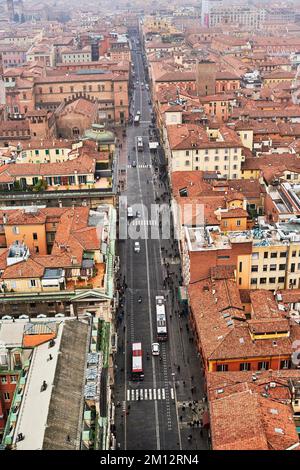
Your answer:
[188,274,300,375]
[3,210,47,255]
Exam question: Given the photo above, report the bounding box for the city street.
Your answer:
[114,32,209,451]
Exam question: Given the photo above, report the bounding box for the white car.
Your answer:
[136,110,141,115]
[134,241,140,253]
[152,343,160,356]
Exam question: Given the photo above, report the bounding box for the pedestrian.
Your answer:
[191,375,194,381]
[187,435,192,442]
[177,365,180,373]
[183,380,185,386]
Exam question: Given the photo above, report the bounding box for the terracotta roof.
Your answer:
[167,123,241,150]
[0,154,96,179]
[4,210,46,225]
[210,389,299,450]
[2,258,45,279]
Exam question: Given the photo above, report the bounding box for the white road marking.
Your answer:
[162,389,165,400]
[157,389,161,400]
[170,388,174,400]
[153,389,157,400]
[127,390,130,401]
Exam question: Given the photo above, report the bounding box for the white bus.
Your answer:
[156,295,167,342]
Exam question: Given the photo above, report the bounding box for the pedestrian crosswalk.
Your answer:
[127,164,151,169]
[127,387,173,401]
[129,219,158,226]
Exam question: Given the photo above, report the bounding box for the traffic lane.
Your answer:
[126,399,158,450]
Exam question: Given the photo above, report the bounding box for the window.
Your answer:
[216,364,228,372]
[251,278,257,285]
[185,160,190,166]
[279,264,286,270]
[280,252,287,258]
[1,376,7,384]
[239,261,242,272]
[195,157,199,162]
[30,279,36,287]
[3,392,10,401]
[260,277,267,284]
[258,361,269,370]
[33,233,38,240]
[278,277,285,283]
[251,265,258,272]
[252,252,259,260]
[271,252,278,258]
[12,226,19,234]
[204,156,209,161]
[215,166,219,171]
[185,151,189,156]
[270,264,277,271]
[214,156,219,161]
[10,375,17,383]
[269,277,276,284]
[59,86,63,93]
[263,265,268,272]
[280,359,290,369]
[55,149,60,155]
[236,220,241,226]
[239,362,250,371]
[290,263,295,273]
[223,221,228,227]
[292,251,297,257]
[264,252,268,259]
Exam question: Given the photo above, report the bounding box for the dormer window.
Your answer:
[179,187,188,197]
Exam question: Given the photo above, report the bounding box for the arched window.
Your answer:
[72,127,80,137]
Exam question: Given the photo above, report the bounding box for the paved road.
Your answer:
[114,33,209,451]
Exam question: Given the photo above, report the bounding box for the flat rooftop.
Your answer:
[13,323,63,450]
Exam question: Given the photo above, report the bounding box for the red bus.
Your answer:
[131,342,144,381]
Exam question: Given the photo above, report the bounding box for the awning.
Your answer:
[178,286,188,302]
[202,410,210,428]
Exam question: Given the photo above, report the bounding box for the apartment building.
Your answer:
[34,71,129,124]
[165,123,245,178]
[208,5,266,29]
[0,204,117,319]
[189,274,300,374]
[61,46,92,64]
